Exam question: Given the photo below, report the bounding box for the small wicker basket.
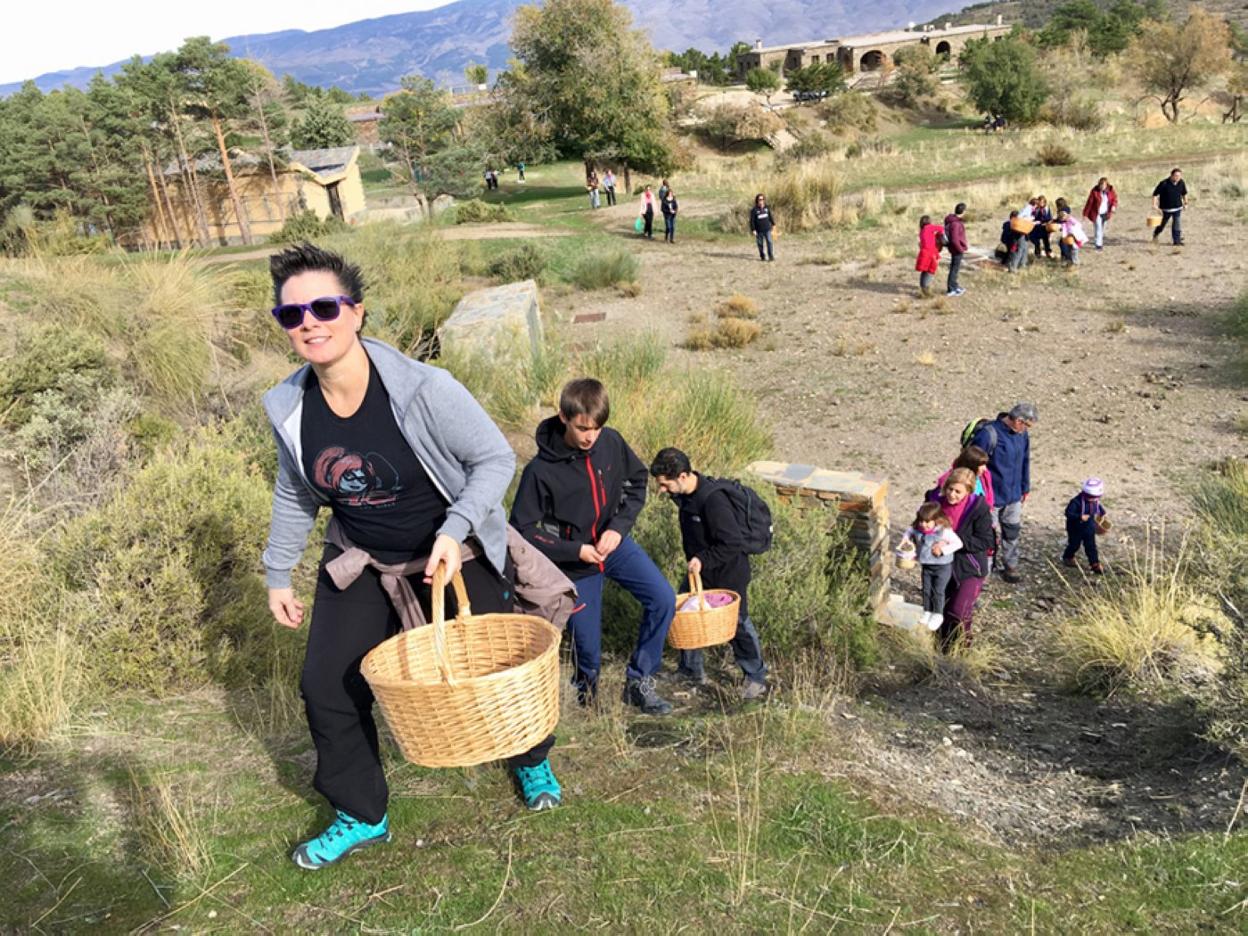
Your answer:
[360,563,561,768]
[668,570,740,650]
[895,541,918,571]
[1094,515,1112,536]
[1146,213,1163,228]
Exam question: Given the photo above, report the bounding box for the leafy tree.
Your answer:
[242,62,290,222]
[785,62,846,100]
[890,46,936,107]
[291,94,355,148]
[726,41,753,78]
[465,63,488,87]
[1225,61,1248,123]
[959,36,1050,123]
[1128,9,1233,123]
[380,75,471,201]
[746,67,782,106]
[499,0,676,191]
[1039,0,1147,57]
[700,102,782,150]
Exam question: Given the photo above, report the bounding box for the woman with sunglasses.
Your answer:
[261,243,560,871]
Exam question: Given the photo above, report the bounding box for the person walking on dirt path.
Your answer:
[749,193,776,262]
[970,403,1036,584]
[651,448,770,700]
[658,179,670,202]
[1062,477,1108,574]
[517,161,526,182]
[915,214,944,297]
[603,169,617,206]
[661,187,679,243]
[943,203,968,296]
[511,379,677,716]
[261,244,566,870]
[928,468,994,650]
[587,170,601,209]
[1152,168,1187,246]
[638,185,657,238]
[1083,177,1117,251]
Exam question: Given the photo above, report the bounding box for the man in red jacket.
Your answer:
[1082,178,1117,251]
[943,203,968,296]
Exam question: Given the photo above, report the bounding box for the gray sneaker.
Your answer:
[623,677,673,715]
[738,680,769,701]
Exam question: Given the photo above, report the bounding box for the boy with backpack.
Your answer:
[511,379,676,715]
[962,403,1036,584]
[650,448,770,700]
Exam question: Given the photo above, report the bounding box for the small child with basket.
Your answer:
[1062,477,1109,574]
[899,501,964,631]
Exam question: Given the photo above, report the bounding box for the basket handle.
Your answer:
[689,568,707,610]
[430,561,472,686]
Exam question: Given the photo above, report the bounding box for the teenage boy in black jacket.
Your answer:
[650,448,768,700]
[511,379,676,715]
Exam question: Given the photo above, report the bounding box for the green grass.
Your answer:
[4,693,1244,932]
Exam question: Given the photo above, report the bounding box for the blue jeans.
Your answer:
[678,611,767,684]
[1060,241,1079,264]
[664,215,676,242]
[1094,213,1108,247]
[755,230,774,260]
[565,536,675,696]
[1154,209,1182,244]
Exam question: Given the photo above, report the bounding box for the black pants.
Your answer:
[1062,520,1100,565]
[605,185,616,206]
[302,546,555,825]
[643,208,653,238]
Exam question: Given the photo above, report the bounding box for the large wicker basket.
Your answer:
[360,564,561,768]
[1010,216,1035,235]
[668,570,740,650]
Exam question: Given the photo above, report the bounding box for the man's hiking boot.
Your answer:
[623,676,673,715]
[1001,566,1022,584]
[739,680,769,701]
[292,810,390,870]
[1090,562,1105,575]
[1062,557,1078,568]
[513,759,561,811]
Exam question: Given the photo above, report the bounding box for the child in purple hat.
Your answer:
[1062,477,1107,573]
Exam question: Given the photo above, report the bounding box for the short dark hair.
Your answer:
[919,214,931,227]
[269,242,366,307]
[559,378,610,426]
[1171,167,1182,175]
[650,447,692,479]
[955,202,966,215]
[915,501,950,527]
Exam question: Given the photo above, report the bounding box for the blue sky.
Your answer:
[5,0,450,84]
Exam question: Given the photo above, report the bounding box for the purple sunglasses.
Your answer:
[271,295,356,330]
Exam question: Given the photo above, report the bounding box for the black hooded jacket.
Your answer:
[673,474,751,612]
[510,415,648,580]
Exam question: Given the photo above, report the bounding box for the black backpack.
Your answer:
[706,477,774,555]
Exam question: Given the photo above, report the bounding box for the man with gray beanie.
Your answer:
[970,402,1036,583]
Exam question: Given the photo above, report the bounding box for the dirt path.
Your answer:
[557,177,1248,848]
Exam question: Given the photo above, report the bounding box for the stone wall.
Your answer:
[747,462,892,617]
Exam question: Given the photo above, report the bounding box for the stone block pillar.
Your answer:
[746,461,894,620]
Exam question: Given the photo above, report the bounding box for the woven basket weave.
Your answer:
[360,564,561,768]
[668,570,740,650]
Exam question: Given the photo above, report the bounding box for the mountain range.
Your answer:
[1,0,967,99]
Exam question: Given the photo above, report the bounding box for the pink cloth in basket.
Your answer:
[679,592,735,613]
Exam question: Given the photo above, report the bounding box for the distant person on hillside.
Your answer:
[928,468,994,650]
[1057,208,1088,266]
[587,170,601,209]
[658,178,671,202]
[1001,210,1028,272]
[1152,167,1187,246]
[639,184,657,238]
[749,193,775,261]
[915,214,945,297]
[1062,477,1108,574]
[661,187,679,243]
[1028,195,1054,259]
[969,402,1036,584]
[943,203,968,297]
[1082,177,1117,251]
[603,169,617,206]
[517,161,526,182]
[650,448,770,699]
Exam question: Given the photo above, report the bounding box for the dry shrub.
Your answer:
[130,769,215,881]
[716,293,759,319]
[733,158,846,233]
[716,317,761,348]
[1036,143,1076,167]
[1056,538,1223,694]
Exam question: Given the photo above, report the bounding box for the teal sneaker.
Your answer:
[514,759,561,811]
[291,810,390,870]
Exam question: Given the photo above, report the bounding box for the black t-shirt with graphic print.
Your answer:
[301,359,448,562]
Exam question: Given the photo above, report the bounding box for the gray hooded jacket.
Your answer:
[260,338,515,589]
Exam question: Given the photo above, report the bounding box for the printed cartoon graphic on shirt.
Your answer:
[311,446,401,507]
